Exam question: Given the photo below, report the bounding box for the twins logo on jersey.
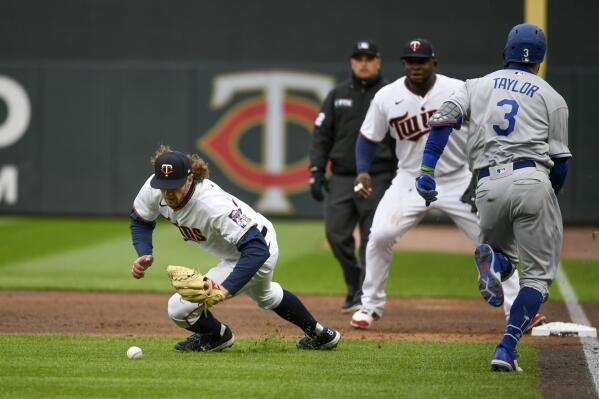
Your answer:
[229,208,251,228]
[389,107,436,141]
[174,222,207,242]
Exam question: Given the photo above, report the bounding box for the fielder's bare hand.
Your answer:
[354,172,373,198]
[131,255,154,279]
[201,277,230,299]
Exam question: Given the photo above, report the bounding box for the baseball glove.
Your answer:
[166,265,227,310]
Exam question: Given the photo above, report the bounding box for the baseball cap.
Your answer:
[400,38,435,59]
[351,40,380,58]
[150,150,192,189]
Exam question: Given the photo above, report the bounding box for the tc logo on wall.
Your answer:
[0,75,31,205]
[198,71,334,213]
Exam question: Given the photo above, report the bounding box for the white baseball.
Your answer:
[353,183,364,192]
[127,346,143,360]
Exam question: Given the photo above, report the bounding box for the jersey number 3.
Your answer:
[493,99,519,136]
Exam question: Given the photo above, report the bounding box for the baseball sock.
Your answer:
[494,249,514,280]
[273,290,324,337]
[498,287,543,353]
[187,310,222,335]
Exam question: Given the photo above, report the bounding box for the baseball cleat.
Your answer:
[340,297,362,314]
[525,313,547,333]
[174,324,235,352]
[296,327,341,350]
[175,333,203,351]
[491,346,523,372]
[474,244,504,307]
[350,307,380,329]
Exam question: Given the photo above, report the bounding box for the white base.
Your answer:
[531,321,597,337]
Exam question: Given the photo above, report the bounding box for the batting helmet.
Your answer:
[502,23,546,66]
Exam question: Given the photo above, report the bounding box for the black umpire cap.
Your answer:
[150,150,192,189]
[400,38,435,59]
[351,40,380,58]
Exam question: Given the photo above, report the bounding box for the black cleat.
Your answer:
[174,324,235,352]
[175,333,202,351]
[340,296,362,314]
[297,327,341,350]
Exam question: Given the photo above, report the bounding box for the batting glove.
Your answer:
[415,173,438,207]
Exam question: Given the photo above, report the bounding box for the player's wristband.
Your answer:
[420,166,435,175]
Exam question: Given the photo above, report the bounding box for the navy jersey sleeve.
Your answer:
[130,210,155,257]
[220,226,270,295]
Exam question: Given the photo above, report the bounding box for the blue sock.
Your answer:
[499,287,543,353]
[273,290,321,336]
[494,250,513,280]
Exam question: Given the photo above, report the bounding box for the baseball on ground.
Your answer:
[127,346,143,360]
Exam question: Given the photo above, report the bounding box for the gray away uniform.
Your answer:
[449,68,570,298]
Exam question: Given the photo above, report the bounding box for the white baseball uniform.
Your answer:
[133,176,284,328]
[447,68,570,297]
[359,74,520,318]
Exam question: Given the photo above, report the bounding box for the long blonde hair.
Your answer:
[151,144,209,182]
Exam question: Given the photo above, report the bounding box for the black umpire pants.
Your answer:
[324,171,394,301]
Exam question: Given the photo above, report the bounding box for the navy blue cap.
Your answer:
[400,38,435,59]
[150,151,192,189]
[352,40,380,58]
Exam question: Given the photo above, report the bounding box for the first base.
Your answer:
[531,322,597,337]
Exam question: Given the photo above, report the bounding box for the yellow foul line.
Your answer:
[524,0,547,78]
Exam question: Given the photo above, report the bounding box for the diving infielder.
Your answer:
[350,38,523,329]
[416,24,570,372]
[130,146,340,352]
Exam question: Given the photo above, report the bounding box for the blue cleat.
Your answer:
[491,346,523,372]
[474,244,504,307]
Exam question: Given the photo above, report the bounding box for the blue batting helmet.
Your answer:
[503,23,546,66]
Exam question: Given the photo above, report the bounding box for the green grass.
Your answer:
[0,335,540,399]
[0,217,130,266]
[277,249,485,298]
[0,217,597,303]
[549,258,599,302]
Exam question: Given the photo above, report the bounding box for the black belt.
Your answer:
[477,160,536,180]
[260,226,268,237]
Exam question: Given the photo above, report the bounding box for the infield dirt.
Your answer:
[0,290,597,398]
[1,225,597,398]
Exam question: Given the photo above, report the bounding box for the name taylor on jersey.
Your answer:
[389,107,436,142]
[492,76,539,98]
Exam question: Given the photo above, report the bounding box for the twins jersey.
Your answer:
[133,176,270,261]
[361,74,467,175]
[448,68,570,170]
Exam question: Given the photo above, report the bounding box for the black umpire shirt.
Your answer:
[310,73,397,176]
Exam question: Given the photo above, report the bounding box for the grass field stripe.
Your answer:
[556,265,599,395]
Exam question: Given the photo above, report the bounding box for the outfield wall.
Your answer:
[0,1,597,223]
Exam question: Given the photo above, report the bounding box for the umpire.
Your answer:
[309,40,396,313]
